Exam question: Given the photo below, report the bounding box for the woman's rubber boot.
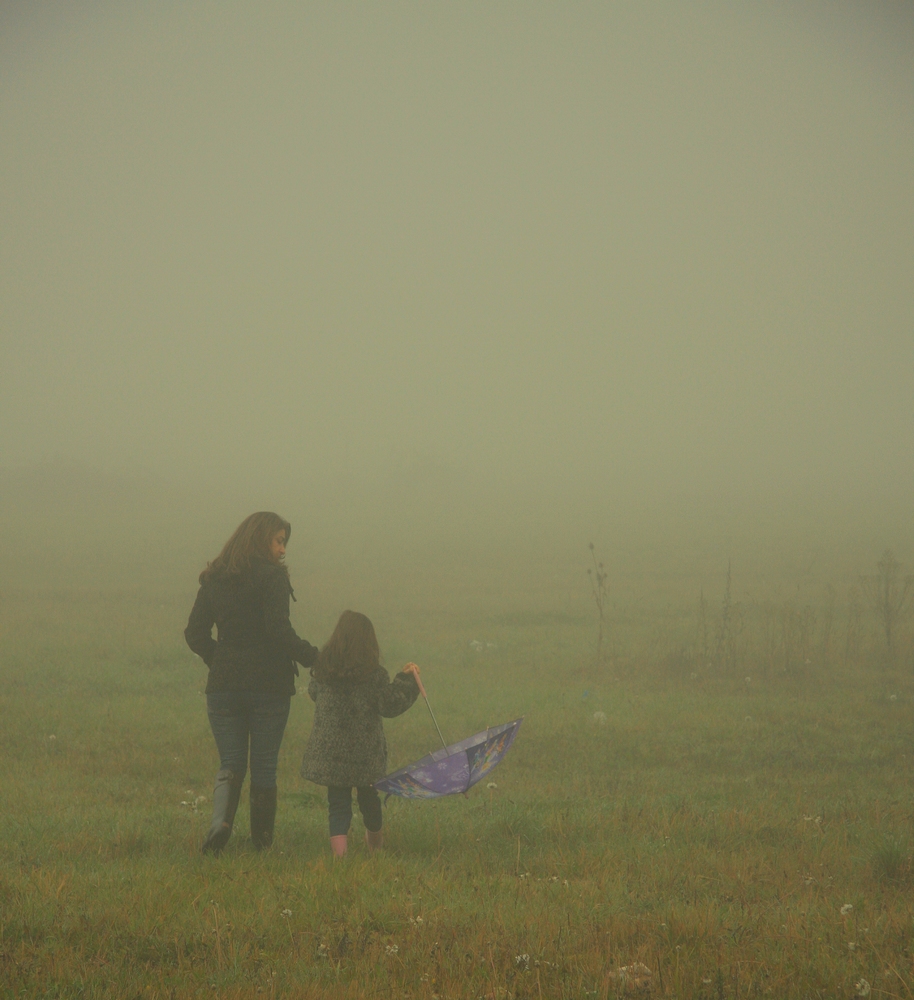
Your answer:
[365,828,383,854]
[202,769,243,855]
[249,784,278,851]
[330,835,348,859]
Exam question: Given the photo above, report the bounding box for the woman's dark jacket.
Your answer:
[300,667,420,787]
[184,558,318,696]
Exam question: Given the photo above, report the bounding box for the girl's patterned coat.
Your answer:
[300,667,420,787]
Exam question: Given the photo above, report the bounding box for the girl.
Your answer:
[185,511,319,854]
[300,610,421,857]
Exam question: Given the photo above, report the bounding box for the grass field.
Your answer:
[2,579,913,999]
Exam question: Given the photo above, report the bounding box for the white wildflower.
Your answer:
[487,782,498,790]
[840,903,853,916]
[608,964,652,989]
[385,944,399,955]
[280,909,292,918]
[855,979,871,997]
[890,694,897,702]
[515,954,530,969]
[48,735,57,741]
[593,711,607,725]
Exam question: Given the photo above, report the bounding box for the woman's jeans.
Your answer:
[327,785,383,836]
[206,692,291,788]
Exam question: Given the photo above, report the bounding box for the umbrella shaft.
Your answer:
[424,696,449,752]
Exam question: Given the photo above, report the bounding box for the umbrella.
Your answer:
[374,671,523,798]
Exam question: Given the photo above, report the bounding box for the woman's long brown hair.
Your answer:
[312,610,380,684]
[200,511,291,583]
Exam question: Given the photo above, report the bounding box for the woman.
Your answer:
[185,511,318,854]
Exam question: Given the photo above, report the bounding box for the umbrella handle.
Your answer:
[403,662,432,701]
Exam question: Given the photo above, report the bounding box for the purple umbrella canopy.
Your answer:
[374,718,523,799]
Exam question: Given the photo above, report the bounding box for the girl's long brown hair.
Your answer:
[200,511,291,584]
[312,610,380,684]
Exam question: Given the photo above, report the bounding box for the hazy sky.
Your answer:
[2,2,912,548]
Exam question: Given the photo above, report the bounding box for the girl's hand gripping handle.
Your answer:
[402,662,426,699]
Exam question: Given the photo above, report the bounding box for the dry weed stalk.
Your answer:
[587,542,609,663]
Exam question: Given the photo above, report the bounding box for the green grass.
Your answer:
[2,588,913,998]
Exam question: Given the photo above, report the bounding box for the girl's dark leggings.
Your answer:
[327,785,382,836]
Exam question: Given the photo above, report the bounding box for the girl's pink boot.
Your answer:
[330,835,348,858]
[365,828,383,853]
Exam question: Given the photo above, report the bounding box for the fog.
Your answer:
[2,3,912,605]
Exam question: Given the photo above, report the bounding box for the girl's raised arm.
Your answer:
[401,662,425,697]
[377,664,421,718]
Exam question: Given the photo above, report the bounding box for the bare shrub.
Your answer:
[860,550,913,668]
